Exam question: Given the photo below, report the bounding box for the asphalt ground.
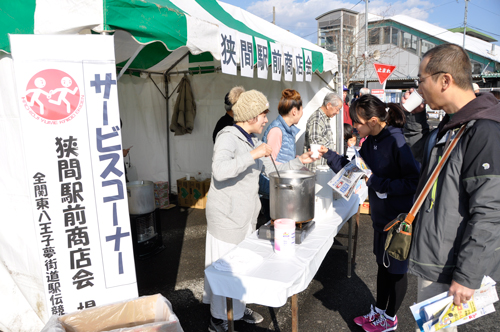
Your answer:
[134,199,500,332]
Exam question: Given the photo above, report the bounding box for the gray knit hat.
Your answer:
[232,90,269,122]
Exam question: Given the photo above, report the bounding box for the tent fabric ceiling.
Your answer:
[0,0,338,75]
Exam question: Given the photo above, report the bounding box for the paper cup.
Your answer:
[403,90,424,112]
[310,144,321,158]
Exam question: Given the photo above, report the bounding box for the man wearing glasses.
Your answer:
[403,43,500,331]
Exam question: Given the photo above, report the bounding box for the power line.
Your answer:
[301,29,321,38]
[469,1,500,17]
[467,25,500,38]
[426,0,456,11]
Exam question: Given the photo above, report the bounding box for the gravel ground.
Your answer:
[134,202,500,331]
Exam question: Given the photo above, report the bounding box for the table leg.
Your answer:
[352,207,361,266]
[226,297,234,332]
[347,216,353,278]
[292,294,298,332]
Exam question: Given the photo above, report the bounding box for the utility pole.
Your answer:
[462,0,469,49]
[364,0,368,88]
[338,11,345,156]
[273,6,275,24]
[340,9,343,90]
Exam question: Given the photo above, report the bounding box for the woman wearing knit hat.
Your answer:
[204,90,319,332]
[212,86,245,143]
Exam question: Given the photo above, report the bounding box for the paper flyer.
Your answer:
[328,151,371,201]
[410,276,498,332]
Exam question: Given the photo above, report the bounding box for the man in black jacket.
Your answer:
[404,43,500,331]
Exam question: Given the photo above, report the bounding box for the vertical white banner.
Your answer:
[282,45,293,82]
[219,26,238,76]
[10,34,137,316]
[255,37,269,79]
[294,47,304,82]
[304,49,313,82]
[270,42,282,81]
[238,32,254,78]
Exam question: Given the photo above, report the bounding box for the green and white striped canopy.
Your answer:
[0,0,338,75]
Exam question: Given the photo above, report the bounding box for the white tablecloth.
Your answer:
[204,187,368,308]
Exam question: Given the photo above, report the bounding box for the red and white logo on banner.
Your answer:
[22,69,84,123]
[373,63,396,85]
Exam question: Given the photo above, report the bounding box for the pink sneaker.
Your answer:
[353,305,380,326]
[363,315,397,332]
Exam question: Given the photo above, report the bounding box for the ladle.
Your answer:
[270,155,280,178]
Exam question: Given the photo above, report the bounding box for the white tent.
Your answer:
[0,1,340,330]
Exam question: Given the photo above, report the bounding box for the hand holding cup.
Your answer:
[318,146,330,154]
[310,144,321,158]
[402,88,425,113]
[299,150,322,164]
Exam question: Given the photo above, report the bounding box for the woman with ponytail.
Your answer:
[258,89,304,219]
[319,94,420,332]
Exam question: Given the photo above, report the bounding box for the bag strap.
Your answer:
[404,124,467,225]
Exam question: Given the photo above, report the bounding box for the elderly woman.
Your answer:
[204,90,318,332]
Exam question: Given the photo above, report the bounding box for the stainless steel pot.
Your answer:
[126,180,155,215]
[269,170,316,222]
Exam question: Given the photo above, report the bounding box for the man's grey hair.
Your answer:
[323,93,342,107]
[360,87,370,96]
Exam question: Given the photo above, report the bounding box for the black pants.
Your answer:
[260,197,271,221]
[375,263,407,317]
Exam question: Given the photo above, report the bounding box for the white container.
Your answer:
[314,166,340,222]
[126,180,155,215]
[274,218,295,255]
[310,144,321,158]
[402,90,424,112]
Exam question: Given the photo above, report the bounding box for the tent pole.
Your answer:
[168,67,222,76]
[314,72,335,91]
[165,52,190,74]
[163,51,189,197]
[117,44,145,81]
[165,73,172,196]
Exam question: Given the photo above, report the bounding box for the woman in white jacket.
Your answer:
[204,90,317,332]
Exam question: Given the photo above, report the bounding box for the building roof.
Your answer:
[448,27,497,43]
[369,14,500,63]
[315,8,359,21]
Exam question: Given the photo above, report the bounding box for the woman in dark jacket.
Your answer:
[319,94,420,332]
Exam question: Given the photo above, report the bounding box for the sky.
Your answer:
[220,0,500,47]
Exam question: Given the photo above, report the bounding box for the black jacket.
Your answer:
[212,113,234,143]
[324,126,420,232]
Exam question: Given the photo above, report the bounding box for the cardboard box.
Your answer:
[154,181,169,208]
[154,181,169,191]
[192,179,211,209]
[154,190,169,199]
[159,197,170,209]
[203,178,211,193]
[360,202,370,214]
[53,294,183,332]
[176,177,195,207]
[176,177,210,209]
